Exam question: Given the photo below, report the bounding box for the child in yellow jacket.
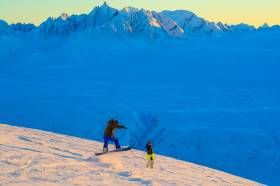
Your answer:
[146,140,154,169]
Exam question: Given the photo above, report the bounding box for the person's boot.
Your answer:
[103,147,108,153]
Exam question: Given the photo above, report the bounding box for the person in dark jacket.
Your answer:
[103,119,127,152]
[146,140,154,168]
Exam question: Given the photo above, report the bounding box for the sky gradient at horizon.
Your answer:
[0,0,279,27]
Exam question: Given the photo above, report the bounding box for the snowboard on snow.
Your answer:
[95,147,132,156]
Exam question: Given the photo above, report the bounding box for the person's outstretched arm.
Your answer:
[115,123,127,129]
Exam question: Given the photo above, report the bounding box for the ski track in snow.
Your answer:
[0,124,262,186]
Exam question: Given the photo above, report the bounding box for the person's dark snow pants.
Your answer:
[103,136,120,149]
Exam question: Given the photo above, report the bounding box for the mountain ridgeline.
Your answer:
[0,2,278,38]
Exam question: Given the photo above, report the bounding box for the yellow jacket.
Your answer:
[146,153,155,160]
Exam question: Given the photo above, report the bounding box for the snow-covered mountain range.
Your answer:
[0,2,278,38]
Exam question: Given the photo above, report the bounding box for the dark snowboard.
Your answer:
[95,147,132,156]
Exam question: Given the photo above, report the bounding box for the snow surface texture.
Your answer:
[0,3,280,186]
[0,124,262,186]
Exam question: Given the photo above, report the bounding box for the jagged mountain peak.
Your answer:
[0,19,9,31]
[259,23,269,29]
[161,10,217,34]
[0,19,9,27]
[0,20,12,35]
[60,13,69,20]
[100,1,109,9]
[89,1,117,15]
[99,1,117,13]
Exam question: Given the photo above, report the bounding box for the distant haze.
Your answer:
[0,0,279,26]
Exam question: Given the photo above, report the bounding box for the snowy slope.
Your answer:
[161,10,223,35]
[0,124,262,186]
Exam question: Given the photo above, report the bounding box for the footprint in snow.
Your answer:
[118,171,132,177]
[128,178,152,186]
[118,171,152,186]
